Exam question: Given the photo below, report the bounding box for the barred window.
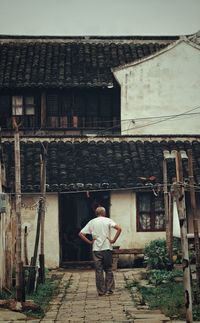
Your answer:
[46,94,59,116]
[46,89,119,130]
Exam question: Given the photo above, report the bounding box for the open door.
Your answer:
[59,191,110,265]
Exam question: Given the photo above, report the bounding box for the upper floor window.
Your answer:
[137,192,165,232]
[12,96,35,116]
[0,88,120,132]
[0,94,38,129]
[46,89,120,131]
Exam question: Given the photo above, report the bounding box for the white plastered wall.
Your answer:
[114,41,200,135]
[110,190,165,249]
[21,194,59,268]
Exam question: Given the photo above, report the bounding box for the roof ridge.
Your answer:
[0,35,179,45]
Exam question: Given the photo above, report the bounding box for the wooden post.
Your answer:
[39,151,46,283]
[0,144,12,290]
[163,158,172,262]
[40,92,46,128]
[168,191,174,261]
[23,226,29,266]
[173,151,193,323]
[27,199,42,293]
[13,120,24,301]
[188,149,200,290]
[0,154,3,292]
[5,221,12,290]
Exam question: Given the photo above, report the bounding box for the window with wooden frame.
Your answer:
[12,95,36,128]
[0,94,37,129]
[12,95,35,116]
[137,192,165,232]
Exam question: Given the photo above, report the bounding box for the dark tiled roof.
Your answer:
[2,139,200,192]
[0,39,169,88]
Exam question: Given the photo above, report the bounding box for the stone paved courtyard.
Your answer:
[0,268,190,322]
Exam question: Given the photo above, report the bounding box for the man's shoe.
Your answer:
[105,291,113,296]
[98,293,105,296]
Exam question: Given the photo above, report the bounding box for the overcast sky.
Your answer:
[0,0,200,36]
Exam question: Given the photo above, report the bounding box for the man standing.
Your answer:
[79,206,121,296]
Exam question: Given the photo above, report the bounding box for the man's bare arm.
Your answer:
[109,224,121,244]
[78,231,95,245]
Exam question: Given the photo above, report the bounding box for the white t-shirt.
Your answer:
[81,216,116,251]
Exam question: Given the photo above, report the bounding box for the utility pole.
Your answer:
[13,118,24,301]
[173,151,193,323]
[187,149,200,290]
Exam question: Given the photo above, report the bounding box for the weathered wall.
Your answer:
[110,191,165,249]
[114,41,200,135]
[19,190,200,268]
[21,194,59,268]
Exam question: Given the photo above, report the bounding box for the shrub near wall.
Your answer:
[144,239,169,269]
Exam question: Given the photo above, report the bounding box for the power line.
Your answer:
[95,106,200,137]
[123,107,200,132]
[87,110,200,126]
[122,113,200,133]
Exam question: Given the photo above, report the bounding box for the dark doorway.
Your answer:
[59,191,110,264]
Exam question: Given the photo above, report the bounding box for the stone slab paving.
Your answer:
[0,308,27,322]
[0,268,197,322]
[39,269,173,323]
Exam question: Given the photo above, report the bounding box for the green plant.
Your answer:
[0,289,14,300]
[139,282,185,318]
[25,273,65,318]
[25,278,55,317]
[144,239,169,269]
[147,269,183,286]
[137,282,200,321]
[144,238,184,269]
[125,279,140,289]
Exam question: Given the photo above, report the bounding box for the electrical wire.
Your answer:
[122,114,200,133]
[121,106,200,133]
[95,106,200,135]
[81,111,200,126]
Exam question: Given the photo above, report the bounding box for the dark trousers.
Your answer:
[93,250,115,295]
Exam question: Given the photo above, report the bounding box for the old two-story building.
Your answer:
[0,33,200,268]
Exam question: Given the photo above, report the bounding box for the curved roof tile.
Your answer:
[2,139,200,192]
[0,40,169,88]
